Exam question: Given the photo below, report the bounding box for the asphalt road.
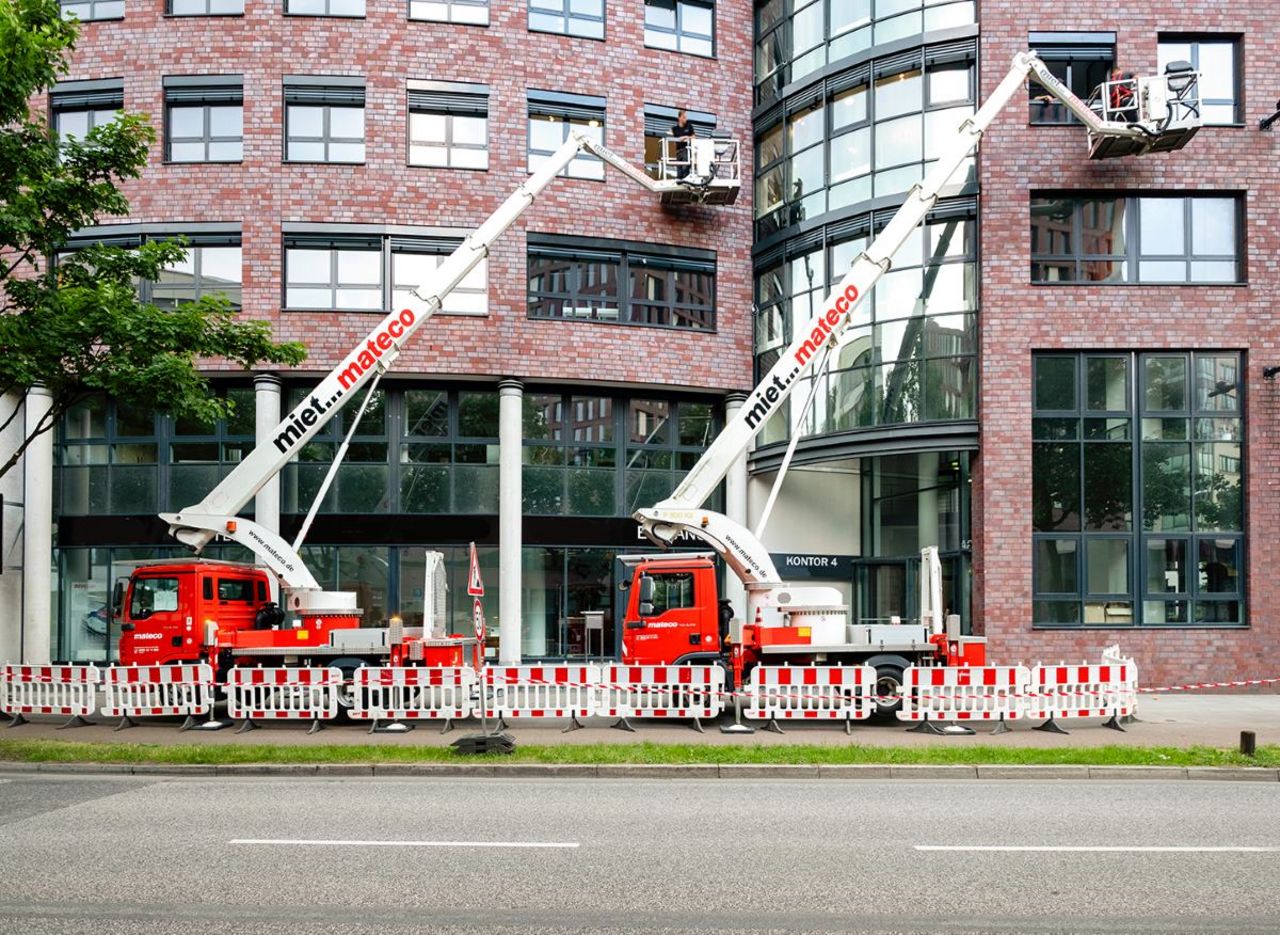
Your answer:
[0,773,1277,934]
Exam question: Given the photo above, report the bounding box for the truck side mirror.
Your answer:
[639,574,654,603]
[111,580,124,618]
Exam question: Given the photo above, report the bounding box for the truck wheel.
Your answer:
[874,665,905,717]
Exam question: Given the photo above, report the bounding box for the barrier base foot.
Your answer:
[494,715,510,732]
[690,717,705,734]
[372,720,414,734]
[450,731,516,756]
[57,715,92,730]
[939,723,976,735]
[720,722,755,735]
[1121,712,1141,725]
[6,713,28,728]
[1102,714,1126,733]
[192,717,230,731]
[440,718,456,735]
[611,717,636,733]
[907,719,945,735]
[561,713,585,733]
[235,719,259,734]
[114,716,137,732]
[763,717,785,735]
[990,718,1012,735]
[306,719,324,735]
[1033,717,1070,735]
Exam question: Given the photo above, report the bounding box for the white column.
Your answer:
[722,393,749,622]
[253,374,283,537]
[0,392,24,665]
[22,386,54,663]
[498,379,523,665]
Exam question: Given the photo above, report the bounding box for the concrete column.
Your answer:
[22,386,54,663]
[253,374,283,537]
[0,392,23,665]
[498,379,523,665]
[723,393,749,622]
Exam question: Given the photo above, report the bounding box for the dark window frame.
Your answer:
[283,79,367,164]
[59,0,124,22]
[407,83,490,170]
[166,0,244,14]
[644,0,715,58]
[283,0,366,17]
[527,0,605,40]
[407,0,489,24]
[164,77,244,164]
[527,90,607,181]
[1028,32,1115,126]
[1158,33,1241,126]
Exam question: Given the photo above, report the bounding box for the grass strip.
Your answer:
[0,738,1277,768]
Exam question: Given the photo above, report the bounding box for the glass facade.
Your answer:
[1032,352,1243,627]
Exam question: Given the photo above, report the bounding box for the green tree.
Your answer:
[0,0,305,480]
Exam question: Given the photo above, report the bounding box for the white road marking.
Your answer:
[230,838,579,849]
[916,845,1280,853]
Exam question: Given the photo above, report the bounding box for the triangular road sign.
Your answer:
[467,541,484,596]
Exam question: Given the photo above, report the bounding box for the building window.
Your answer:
[168,0,243,13]
[528,0,603,39]
[1033,352,1243,627]
[754,43,976,241]
[1031,193,1242,284]
[400,389,499,513]
[408,81,488,169]
[624,399,716,511]
[50,80,123,144]
[285,231,488,314]
[1028,32,1114,125]
[409,0,488,23]
[284,78,365,163]
[59,0,123,20]
[1159,35,1239,125]
[527,90,605,180]
[643,104,715,178]
[285,0,364,15]
[753,204,977,444]
[284,386,389,515]
[753,0,976,107]
[528,235,715,331]
[164,76,243,163]
[61,229,243,309]
[644,0,713,58]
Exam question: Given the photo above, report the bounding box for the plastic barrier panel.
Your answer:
[225,666,341,733]
[1028,663,1134,723]
[898,665,1030,725]
[1102,646,1140,715]
[1,663,99,727]
[483,665,599,723]
[349,666,475,729]
[598,665,725,728]
[100,664,214,729]
[744,665,876,723]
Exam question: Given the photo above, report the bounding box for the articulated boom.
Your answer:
[635,50,1201,593]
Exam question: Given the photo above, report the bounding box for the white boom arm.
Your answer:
[163,130,722,589]
[635,51,1199,587]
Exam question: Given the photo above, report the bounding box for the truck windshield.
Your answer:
[130,577,180,618]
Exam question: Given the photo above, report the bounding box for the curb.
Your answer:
[0,761,1276,781]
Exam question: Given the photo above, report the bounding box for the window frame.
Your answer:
[163,76,244,164]
[527,0,605,40]
[527,90,607,181]
[59,0,124,21]
[407,0,489,24]
[1027,31,1115,126]
[166,0,244,14]
[1158,34,1240,126]
[283,0,366,17]
[283,78,367,165]
[644,0,715,59]
[407,81,490,170]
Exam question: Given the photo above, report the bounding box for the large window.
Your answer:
[408,81,488,170]
[1033,352,1243,627]
[645,0,713,57]
[61,228,243,309]
[399,390,499,514]
[1028,32,1113,125]
[528,0,603,39]
[59,0,123,20]
[755,42,976,240]
[528,235,716,331]
[754,0,975,106]
[284,78,365,164]
[169,0,243,13]
[50,80,123,144]
[1159,35,1239,125]
[1031,193,1242,284]
[284,231,488,314]
[527,90,605,180]
[409,0,488,23]
[164,76,243,163]
[754,203,977,443]
[286,0,364,15]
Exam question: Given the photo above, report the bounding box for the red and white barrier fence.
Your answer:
[348,665,476,733]
[224,666,341,734]
[484,664,598,729]
[598,664,725,731]
[898,665,1030,733]
[1,663,99,728]
[100,663,215,731]
[744,664,876,729]
[1028,663,1134,731]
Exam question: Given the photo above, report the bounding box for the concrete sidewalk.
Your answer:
[2,693,1276,749]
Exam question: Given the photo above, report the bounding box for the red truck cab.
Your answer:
[619,553,725,666]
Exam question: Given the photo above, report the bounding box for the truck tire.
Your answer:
[873,663,906,717]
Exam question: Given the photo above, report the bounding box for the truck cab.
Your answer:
[619,553,724,666]
[117,560,273,666]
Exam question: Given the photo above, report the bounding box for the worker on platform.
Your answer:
[1108,68,1137,122]
[670,109,695,179]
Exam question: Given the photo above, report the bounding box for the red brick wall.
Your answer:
[57,2,755,393]
[978,4,1280,686]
